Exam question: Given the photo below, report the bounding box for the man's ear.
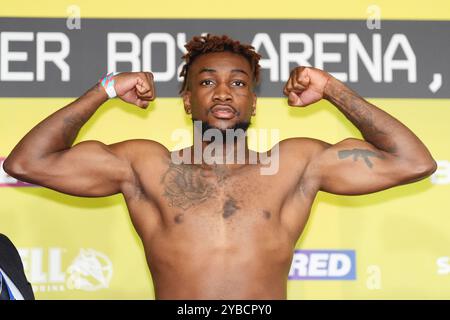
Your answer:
[251,92,257,116]
[182,91,192,114]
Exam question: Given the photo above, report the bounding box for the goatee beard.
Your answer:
[192,119,251,142]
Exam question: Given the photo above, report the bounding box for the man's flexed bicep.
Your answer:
[3,71,157,197]
[9,140,134,197]
[305,138,434,196]
[283,66,436,195]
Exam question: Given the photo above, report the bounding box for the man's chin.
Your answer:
[192,119,251,134]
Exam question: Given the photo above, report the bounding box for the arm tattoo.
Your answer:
[338,148,385,169]
[161,162,215,210]
[337,91,385,139]
[327,84,397,154]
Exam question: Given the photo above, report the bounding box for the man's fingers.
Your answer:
[288,91,299,106]
[136,74,155,101]
[284,67,309,99]
[284,80,304,97]
[294,67,309,89]
[283,83,290,96]
[136,77,150,93]
[136,88,154,101]
[289,74,296,94]
[136,92,153,102]
[284,67,307,96]
[145,72,156,101]
[288,91,305,107]
[137,96,153,102]
[136,84,149,95]
[292,81,306,91]
[135,98,149,108]
[283,66,327,107]
[136,85,152,101]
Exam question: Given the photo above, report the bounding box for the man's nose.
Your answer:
[213,83,232,101]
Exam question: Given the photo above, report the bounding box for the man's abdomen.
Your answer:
[145,222,294,300]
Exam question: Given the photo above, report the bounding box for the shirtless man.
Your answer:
[3,34,437,299]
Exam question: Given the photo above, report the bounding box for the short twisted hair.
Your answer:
[179,34,261,94]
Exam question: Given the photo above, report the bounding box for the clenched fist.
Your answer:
[283,66,331,107]
[114,72,156,108]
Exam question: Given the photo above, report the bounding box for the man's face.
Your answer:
[182,51,257,131]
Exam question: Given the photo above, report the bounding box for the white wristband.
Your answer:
[100,72,120,99]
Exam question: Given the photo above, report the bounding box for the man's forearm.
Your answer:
[324,77,435,166]
[4,83,108,170]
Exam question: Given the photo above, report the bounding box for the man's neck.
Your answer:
[186,122,254,168]
[191,135,254,169]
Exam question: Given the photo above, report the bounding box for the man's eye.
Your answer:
[233,80,246,87]
[200,80,214,85]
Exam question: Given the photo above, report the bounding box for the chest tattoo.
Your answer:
[222,195,240,218]
[161,163,215,210]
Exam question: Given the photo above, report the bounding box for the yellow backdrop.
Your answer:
[0,0,449,299]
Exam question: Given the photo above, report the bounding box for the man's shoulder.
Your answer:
[279,137,331,156]
[114,138,168,149]
[110,139,170,157]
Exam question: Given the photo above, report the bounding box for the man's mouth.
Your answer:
[210,104,237,119]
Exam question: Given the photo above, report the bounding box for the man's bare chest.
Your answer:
[126,160,311,250]
[158,163,279,219]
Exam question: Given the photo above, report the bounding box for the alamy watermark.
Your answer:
[66,5,81,30]
[170,121,280,175]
